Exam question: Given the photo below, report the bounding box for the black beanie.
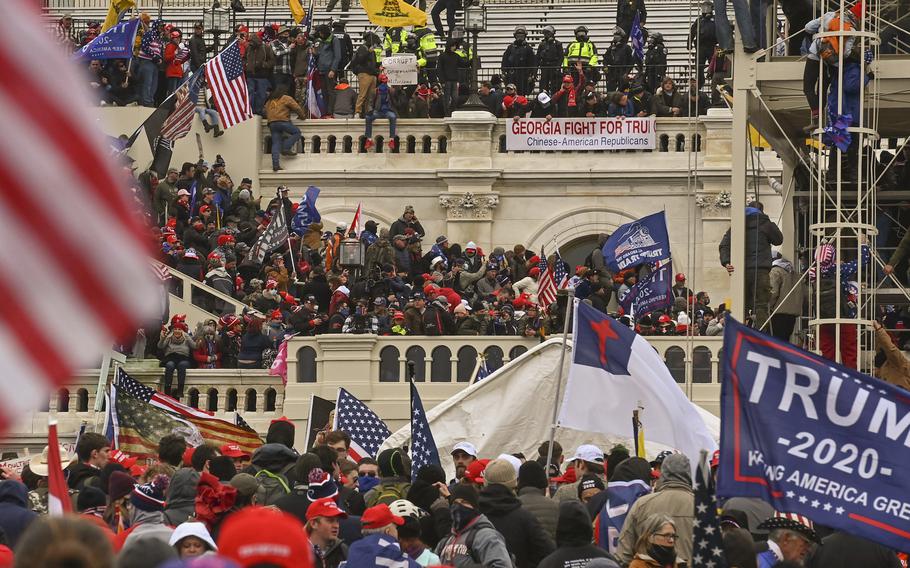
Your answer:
[266,419,296,449]
[209,455,238,482]
[518,460,549,490]
[407,479,440,510]
[450,483,480,509]
[377,448,406,478]
[76,486,107,512]
[416,464,446,485]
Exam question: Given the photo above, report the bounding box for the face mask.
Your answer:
[339,307,350,317]
[576,33,587,41]
[357,475,381,494]
[647,543,677,566]
[450,504,480,530]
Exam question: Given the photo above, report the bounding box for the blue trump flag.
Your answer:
[602,211,671,272]
[73,19,140,61]
[291,186,321,236]
[630,11,645,61]
[619,260,674,315]
[718,318,910,552]
[597,479,651,552]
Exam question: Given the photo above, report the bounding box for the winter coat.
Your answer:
[333,83,357,115]
[435,514,513,568]
[0,481,37,547]
[393,244,413,275]
[479,483,555,568]
[238,330,273,365]
[651,87,685,116]
[437,50,463,83]
[312,539,349,568]
[518,486,559,541]
[423,304,455,336]
[157,332,193,360]
[245,36,275,78]
[316,35,343,74]
[629,555,679,568]
[806,531,902,568]
[539,500,619,568]
[300,275,332,311]
[365,239,395,273]
[618,455,694,565]
[617,0,647,33]
[512,276,539,303]
[718,208,784,271]
[351,44,379,76]
[874,326,910,391]
[206,267,234,296]
[389,216,426,239]
[404,306,426,334]
[769,259,803,316]
[826,62,869,126]
[163,468,200,525]
[194,337,222,368]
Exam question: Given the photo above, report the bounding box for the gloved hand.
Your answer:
[864,48,874,64]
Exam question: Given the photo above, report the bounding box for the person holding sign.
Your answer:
[364,74,398,151]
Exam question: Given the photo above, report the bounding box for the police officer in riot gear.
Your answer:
[688,0,717,87]
[643,31,667,94]
[564,25,599,84]
[536,25,563,94]
[603,27,634,92]
[502,25,537,95]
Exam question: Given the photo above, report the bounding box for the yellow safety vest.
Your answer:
[563,41,599,67]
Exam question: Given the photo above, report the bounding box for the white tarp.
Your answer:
[381,338,720,479]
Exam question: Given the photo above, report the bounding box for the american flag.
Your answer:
[204,40,252,129]
[160,71,204,141]
[553,249,569,289]
[0,1,159,432]
[334,387,391,461]
[235,412,254,431]
[692,450,728,568]
[47,420,72,516]
[409,380,440,480]
[537,245,557,308]
[306,53,324,119]
[472,354,493,383]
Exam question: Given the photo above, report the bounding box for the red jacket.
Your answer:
[194,339,222,368]
[164,42,185,78]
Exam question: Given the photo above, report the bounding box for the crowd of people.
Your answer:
[0,421,904,567]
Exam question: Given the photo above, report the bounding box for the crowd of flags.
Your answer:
[537,245,570,308]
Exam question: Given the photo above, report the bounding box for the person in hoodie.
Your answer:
[119,474,174,551]
[539,501,620,568]
[517,460,559,541]
[436,484,513,568]
[478,458,555,568]
[163,468,201,526]
[365,229,396,274]
[0,480,36,547]
[718,201,784,330]
[332,76,357,118]
[768,252,802,342]
[618,454,694,566]
[247,442,299,506]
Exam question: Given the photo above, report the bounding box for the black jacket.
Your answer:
[807,531,901,568]
[616,0,647,33]
[423,304,454,336]
[351,44,379,76]
[502,41,537,73]
[189,34,208,70]
[718,208,784,271]
[539,500,620,568]
[437,50,463,82]
[479,483,555,568]
[65,461,100,491]
[312,539,348,568]
[537,38,564,67]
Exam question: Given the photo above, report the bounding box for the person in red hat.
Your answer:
[220,444,252,470]
[672,272,693,304]
[218,506,311,568]
[361,503,404,537]
[306,497,349,568]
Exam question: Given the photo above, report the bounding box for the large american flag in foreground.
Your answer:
[334,387,391,461]
[0,1,159,431]
[205,40,252,128]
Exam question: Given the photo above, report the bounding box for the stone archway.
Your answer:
[526,206,638,254]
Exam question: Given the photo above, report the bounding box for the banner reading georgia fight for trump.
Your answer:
[506,117,656,151]
[718,318,910,552]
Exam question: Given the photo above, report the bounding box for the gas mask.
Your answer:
[576,31,588,41]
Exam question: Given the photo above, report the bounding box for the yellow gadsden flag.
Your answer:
[102,0,136,32]
[360,0,427,27]
[289,0,306,24]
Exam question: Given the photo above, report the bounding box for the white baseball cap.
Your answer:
[451,442,477,457]
[569,444,604,464]
[496,453,522,475]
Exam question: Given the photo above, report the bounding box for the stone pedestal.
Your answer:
[701,107,733,166]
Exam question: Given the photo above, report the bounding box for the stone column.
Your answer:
[701,107,733,166]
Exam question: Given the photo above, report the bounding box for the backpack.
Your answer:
[253,463,294,505]
[366,481,410,507]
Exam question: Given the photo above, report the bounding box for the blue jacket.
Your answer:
[757,548,780,568]
[374,83,393,113]
[316,35,342,74]
[0,481,37,547]
[826,61,870,125]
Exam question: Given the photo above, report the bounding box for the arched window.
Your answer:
[376,135,386,153]
[665,346,686,383]
[406,345,426,381]
[421,135,432,153]
[499,134,507,153]
[58,389,69,412]
[484,346,504,371]
[457,346,478,382]
[390,136,400,153]
[76,389,89,412]
[359,135,368,153]
[311,135,321,153]
[509,346,528,361]
[188,388,200,409]
[379,346,400,382]
[265,388,277,412]
[675,133,685,152]
[431,346,452,382]
[693,346,713,383]
[659,134,670,152]
[327,135,337,153]
[207,388,219,412]
[692,133,702,152]
[297,346,317,383]
[406,135,416,153]
[245,389,257,412]
[437,136,447,153]
[226,389,238,412]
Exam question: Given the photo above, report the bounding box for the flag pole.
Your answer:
[544,287,575,491]
[276,186,299,281]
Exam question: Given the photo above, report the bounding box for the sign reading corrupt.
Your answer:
[719,318,910,552]
[381,54,419,86]
[506,117,656,151]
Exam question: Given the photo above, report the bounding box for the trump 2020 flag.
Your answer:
[619,260,674,316]
[291,186,321,236]
[558,301,716,465]
[602,211,671,272]
[410,380,441,481]
[74,19,140,61]
[718,318,910,552]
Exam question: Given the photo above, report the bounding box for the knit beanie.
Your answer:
[415,464,446,485]
[377,448,407,478]
[517,461,548,490]
[449,484,480,509]
[266,418,296,449]
[307,468,339,501]
[483,459,518,490]
[76,486,107,512]
[130,474,170,512]
[229,473,260,501]
[209,456,238,482]
[108,470,137,502]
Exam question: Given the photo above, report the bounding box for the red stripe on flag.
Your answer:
[0,272,69,382]
[47,422,73,515]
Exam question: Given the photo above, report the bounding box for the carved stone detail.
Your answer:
[438,192,500,220]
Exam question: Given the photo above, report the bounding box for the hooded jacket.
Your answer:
[0,481,36,547]
[618,454,694,565]
[66,461,102,491]
[539,501,620,568]
[518,486,559,541]
[769,257,803,316]
[163,468,200,525]
[479,483,555,568]
[718,207,784,271]
[435,513,513,568]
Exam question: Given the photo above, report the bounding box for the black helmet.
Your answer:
[514,25,527,36]
[575,25,588,34]
[542,25,555,38]
[650,32,664,44]
[315,24,330,38]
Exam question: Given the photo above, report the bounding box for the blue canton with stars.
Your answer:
[692,455,727,568]
[221,41,244,81]
[409,380,441,481]
[335,388,391,458]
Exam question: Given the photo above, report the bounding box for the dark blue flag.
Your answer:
[410,380,441,481]
[291,186,322,236]
[73,19,140,61]
[619,260,674,316]
[630,11,645,61]
[602,211,671,272]
[597,479,651,552]
[718,318,910,552]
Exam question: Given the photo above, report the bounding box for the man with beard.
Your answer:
[448,442,477,489]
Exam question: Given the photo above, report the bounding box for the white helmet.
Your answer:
[388,499,425,519]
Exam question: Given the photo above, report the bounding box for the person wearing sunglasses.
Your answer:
[629,514,681,568]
